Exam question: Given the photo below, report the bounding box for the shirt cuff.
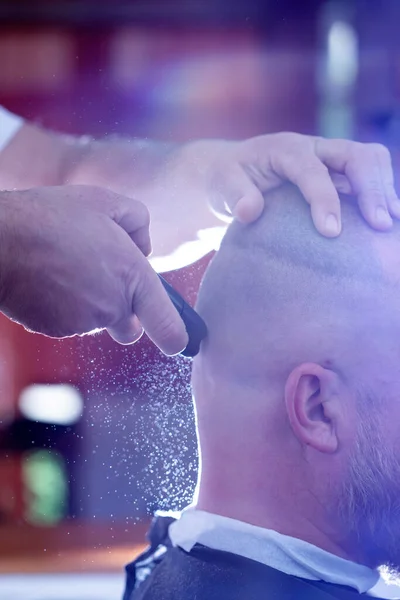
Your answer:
[0,106,23,152]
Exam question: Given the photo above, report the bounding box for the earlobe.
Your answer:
[285,363,339,454]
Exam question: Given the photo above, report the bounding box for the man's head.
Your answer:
[192,183,400,571]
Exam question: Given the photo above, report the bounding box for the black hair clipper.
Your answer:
[158,274,207,357]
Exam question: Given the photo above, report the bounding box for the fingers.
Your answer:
[210,166,265,224]
[111,197,152,256]
[233,194,264,223]
[128,255,189,356]
[375,144,400,220]
[232,187,265,224]
[315,138,400,230]
[70,186,153,256]
[352,162,393,230]
[330,173,353,195]
[107,314,144,345]
[240,134,342,236]
[275,150,342,237]
[237,133,399,235]
[127,221,152,257]
[77,187,186,353]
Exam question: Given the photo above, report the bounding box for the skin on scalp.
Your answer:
[191,183,400,571]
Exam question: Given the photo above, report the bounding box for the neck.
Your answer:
[194,447,366,567]
[191,370,369,568]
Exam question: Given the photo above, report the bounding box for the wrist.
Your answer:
[65,136,178,197]
[0,123,84,190]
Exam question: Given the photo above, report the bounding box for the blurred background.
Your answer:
[0,0,398,598]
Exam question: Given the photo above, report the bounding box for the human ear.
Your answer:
[284,363,341,453]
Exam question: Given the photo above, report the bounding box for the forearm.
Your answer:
[0,120,222,265]
[66,136,178,195]
[67,137,223,263]
[0,122,89,190]
[0,119,177,193]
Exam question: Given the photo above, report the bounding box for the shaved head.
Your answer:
[196,183,399,387]
[192,183,400,572]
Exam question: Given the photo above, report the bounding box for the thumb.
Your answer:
[232,186,265,223]
[113,199,152,257]
[128,256,189,356]
[107,314,144,345]
[212,168,265,224]
[101,192,153,256]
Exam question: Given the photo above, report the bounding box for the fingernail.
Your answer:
[324,214,340,236]
[131,327,144,343]
[375,206,392,227]
[130,315,144,342]
[232,198,247,221]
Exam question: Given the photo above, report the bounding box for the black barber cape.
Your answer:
[123,515,382,600]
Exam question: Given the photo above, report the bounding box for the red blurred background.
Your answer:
[0,0,398,576]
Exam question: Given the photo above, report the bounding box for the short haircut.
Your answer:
[195,184,393,387]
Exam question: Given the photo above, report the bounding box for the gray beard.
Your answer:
[336,411,400,573]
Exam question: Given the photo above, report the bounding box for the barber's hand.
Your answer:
[180,133,399,237]
[0,186,188,354]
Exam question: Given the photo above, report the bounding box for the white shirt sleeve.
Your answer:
[0,106,23,152]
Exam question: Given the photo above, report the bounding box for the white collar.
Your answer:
[168,508,400,598]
